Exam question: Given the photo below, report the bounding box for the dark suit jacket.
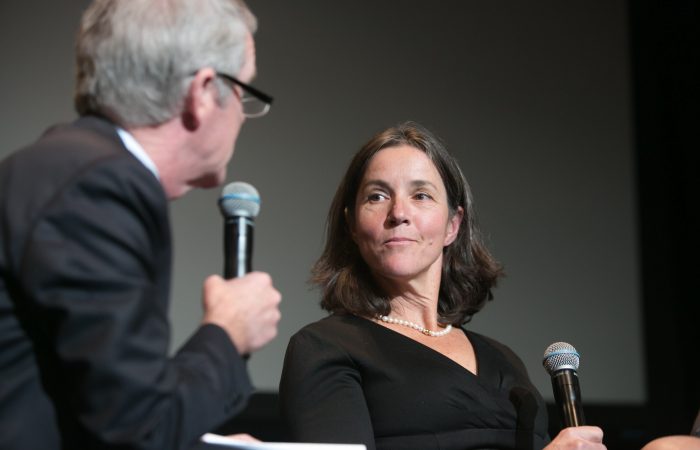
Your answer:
[0,116,252,449]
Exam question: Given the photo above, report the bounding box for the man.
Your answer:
[0,0,281,449]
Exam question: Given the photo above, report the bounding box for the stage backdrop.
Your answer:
[0,0,643,403]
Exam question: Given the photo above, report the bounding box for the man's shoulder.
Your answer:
[2,116,125,172]
[0,116,165,239]
[3,115,158,195]
[34,115,124,159]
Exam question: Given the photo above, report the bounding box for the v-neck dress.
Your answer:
[279,314,550,450]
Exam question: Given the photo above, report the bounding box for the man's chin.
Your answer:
[192,171,226,190]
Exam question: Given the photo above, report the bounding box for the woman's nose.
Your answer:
[386,199,409,226]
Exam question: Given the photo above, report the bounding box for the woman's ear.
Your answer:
[444,206,464,246]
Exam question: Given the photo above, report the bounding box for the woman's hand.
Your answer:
[545,426,606,449]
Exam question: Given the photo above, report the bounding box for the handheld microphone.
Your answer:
[218,182,260,279]
[542,341,585,428]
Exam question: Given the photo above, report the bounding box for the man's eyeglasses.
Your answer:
[216,72,273,119]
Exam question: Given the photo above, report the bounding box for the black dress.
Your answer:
[280,314,550,450]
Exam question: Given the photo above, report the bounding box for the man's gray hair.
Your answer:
[74,0,256,127]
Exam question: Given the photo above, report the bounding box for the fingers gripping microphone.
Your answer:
[542,342,585,428]
[218,182,260,279]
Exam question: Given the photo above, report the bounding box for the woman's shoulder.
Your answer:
[285,314,380,364]
[294,313,359,331]
[290,314,371,344]
[465,329,530,375]
[466,329,515,352]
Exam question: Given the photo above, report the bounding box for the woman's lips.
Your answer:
[384,237,414,245]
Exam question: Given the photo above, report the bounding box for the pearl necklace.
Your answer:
[377,315,453,337]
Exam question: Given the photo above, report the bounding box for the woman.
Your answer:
[279,122,605,450]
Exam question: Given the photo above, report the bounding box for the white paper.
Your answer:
[200,433,366,449]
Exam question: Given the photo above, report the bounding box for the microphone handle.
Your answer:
[552,369,585,427]
[224,216,254,279]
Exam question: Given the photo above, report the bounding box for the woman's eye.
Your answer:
[368,193,387,202]
[414,192,432,200]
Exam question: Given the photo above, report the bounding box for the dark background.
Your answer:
[629,0,699,443]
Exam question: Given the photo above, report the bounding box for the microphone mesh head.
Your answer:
[542,341,580,375]
[219,182,260,218]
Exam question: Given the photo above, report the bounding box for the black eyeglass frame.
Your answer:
[215,72,274,106]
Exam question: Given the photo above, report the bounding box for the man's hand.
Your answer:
[202,272,281,355]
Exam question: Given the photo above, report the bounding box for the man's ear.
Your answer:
[182,68,218,131]
[444,206,463,246]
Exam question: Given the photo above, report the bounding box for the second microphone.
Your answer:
[218,181,260,279]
